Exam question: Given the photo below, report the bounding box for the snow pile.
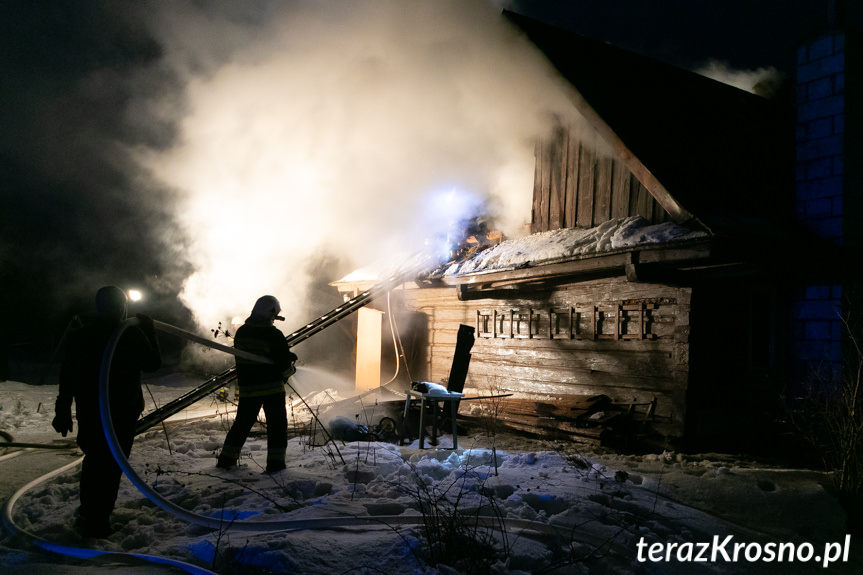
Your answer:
[439,216,708,277]
[1,380,860,574]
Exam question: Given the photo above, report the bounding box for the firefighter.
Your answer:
[52,286,161,538]
[216,295,297,473]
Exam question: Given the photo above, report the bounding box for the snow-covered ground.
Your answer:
[1,375,861,575]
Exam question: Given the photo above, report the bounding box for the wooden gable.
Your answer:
[509,10,793,241]
[531,124,671,234]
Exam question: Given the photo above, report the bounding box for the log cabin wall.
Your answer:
[531,125,671,233]
[399,276,691,440]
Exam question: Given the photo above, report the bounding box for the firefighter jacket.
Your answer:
[58,315,161,424]
[233,321,297,397]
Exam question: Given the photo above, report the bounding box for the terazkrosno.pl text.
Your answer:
[636,535,851,568]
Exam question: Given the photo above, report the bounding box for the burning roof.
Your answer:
[427,215,709,279]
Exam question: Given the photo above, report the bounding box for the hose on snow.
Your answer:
[1,455,219,575]
[97,317,579,538]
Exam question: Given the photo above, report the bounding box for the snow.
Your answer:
[435,216,708,277]
[1,377,861,575]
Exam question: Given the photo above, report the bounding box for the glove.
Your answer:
[52,409,73,437]
[136,313,156,337]
[282,349,299,379]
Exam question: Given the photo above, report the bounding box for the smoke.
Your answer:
[0,1,193,342]
[133,0,586,334]
[695,59,785,96]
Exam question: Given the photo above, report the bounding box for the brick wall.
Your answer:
[796,33,845,241]
[793,31,846,393]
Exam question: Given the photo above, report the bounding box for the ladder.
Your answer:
[135,265,424,435]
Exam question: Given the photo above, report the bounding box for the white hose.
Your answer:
[380,290,401,387]
[0,316,590,575]
[99,318,572,536]
[1,455,219,575]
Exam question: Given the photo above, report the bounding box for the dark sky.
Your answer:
[0,0,839,353]
[508,0,836,77]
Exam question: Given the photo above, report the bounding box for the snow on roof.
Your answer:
[437,216,709,277]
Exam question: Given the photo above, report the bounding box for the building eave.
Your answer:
[417,238,715,297]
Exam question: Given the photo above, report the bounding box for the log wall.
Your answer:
[398,276,691,440]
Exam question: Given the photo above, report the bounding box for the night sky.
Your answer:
[0,0,836,366]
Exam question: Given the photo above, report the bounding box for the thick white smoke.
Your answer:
[136,0,587,333]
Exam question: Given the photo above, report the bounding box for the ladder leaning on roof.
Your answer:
[135,263,426,435]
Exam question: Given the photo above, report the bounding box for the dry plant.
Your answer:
[395,457,511,575]
[476,376,506,476]
[790,302,863,529]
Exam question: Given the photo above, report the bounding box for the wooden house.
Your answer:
[334,12,858,452]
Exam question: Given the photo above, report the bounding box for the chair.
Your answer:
[403,324,475,448]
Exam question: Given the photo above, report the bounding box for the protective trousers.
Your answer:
[76,416,136,537]
[219,391,287,471]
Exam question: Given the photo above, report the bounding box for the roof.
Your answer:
[425,216,713,292]
[504,11,796,236]
[434,216,705,275]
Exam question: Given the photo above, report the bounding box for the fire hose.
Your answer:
[99,318,575,535]
[2,317,597,575]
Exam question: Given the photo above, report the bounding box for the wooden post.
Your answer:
[355,307,384,393]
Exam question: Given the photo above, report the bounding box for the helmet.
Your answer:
[250,295,281,322]
[95,286,128,319]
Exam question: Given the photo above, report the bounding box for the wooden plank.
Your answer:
[548,130,567,230]
[611,160,632,220]
[593,157,613,225]
[531,140,544,234]
[577,146,596,227]
[634,177,654,222]
[548,145,562,231]
[558,130,570,229]
[565,137,580,228]
[654,196,668,224]
[540,141,552,231]
[636,243,712,264]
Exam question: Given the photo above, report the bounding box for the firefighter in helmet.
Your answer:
[217,295,297,473]
[53,286,161,538]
